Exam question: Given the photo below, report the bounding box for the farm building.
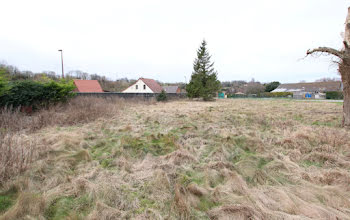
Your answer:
[122,78,163,93]
[272,81,342,99]
[162,86,181,94]
[73,80,103,93]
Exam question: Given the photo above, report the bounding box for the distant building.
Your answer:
[162,86,181,94]
[272,81,342,99]
[122,78,163,93]
[73,80,103,93]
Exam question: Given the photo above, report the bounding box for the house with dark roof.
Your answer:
[162,86,181,94]
[73,80,104,93]
[272,81,342,99]
[122,78,163,93]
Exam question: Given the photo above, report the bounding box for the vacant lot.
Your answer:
[1,99,350,219]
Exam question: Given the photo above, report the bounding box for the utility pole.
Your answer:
[58,49,64,78]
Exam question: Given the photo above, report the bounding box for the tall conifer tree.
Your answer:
[186,40,221,100]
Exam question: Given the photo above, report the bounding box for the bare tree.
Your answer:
[315,77,340,82]
[307,7,350,127]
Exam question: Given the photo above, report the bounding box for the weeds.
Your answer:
[0,187,17,214]
[44,194,94,220]
[1,99,350,219]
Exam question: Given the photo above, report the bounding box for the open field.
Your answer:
[1,98,350,219]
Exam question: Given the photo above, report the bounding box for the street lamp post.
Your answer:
[58,49,64,78]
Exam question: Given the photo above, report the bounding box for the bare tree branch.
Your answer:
[306,47,344,59]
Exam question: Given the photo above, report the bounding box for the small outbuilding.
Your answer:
[73,80,104,93]
[162,86,181,94]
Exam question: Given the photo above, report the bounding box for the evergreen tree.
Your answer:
[265,81,280,92]
[186,40,221,101]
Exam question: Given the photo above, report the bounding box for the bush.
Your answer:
[326,91,343,100]
[227,92,292,98]
[157,90,168,102]
[0,97,124,135]
[0,67,10,97]
[0,79,75,110]
[227,94,247,98]
[258,92,293,98]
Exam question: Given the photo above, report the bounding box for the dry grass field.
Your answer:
[1,98,350,219]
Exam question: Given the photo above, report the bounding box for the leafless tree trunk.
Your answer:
[307,7,350,127]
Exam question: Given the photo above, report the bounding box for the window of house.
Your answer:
[136,85,138,89]
[143,85,146,90]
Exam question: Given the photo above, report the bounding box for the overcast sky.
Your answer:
[0,0,349,83]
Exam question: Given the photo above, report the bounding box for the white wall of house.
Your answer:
[123,79,154,93]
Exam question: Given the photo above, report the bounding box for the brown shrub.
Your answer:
[0,134,38,186]
[0,96,127,185]
[0,96,125,135]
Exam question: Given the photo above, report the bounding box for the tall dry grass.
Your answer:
[2,99,350,219]
[0,96,125,135]
[0,96,128,185]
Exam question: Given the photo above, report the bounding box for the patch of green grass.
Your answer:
[293,114,304,122]
[197,196,220,212]
[0,186,18,214]
[135,198,157,214]
[316,194,326,204]
[229,148,256,164]
[233,136,247,149]
[258,158,271,169]
[209,174,225,188]
[301,160,323,168]
[121,133,178,157]
[311,120,339,127]
[273,174,294,185]
[90,131,179,169]
[44,194,94,220]
[179,170,205,187]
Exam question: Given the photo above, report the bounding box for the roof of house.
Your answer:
[73,80,104,93]
[162,86,179,93]
[140,78,163,93]
[272,81,342,93]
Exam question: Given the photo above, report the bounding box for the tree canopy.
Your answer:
[265,81,280,92]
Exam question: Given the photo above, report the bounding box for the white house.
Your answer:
[122,78,163,93]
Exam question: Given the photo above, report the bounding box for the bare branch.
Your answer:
[306,47,344,59]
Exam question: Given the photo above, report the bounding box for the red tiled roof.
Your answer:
[140,78,163,93]
[73,80,103,93]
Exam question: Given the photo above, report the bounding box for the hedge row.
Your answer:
[326,91,343,100]
[0,80,76,110]
[227,92,292,98]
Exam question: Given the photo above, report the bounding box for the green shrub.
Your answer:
[227,92,292,98]
[0,79,75,109]
[258,92,293,98]
[227,94,247,98]
[0,68,10,97]
[326,91,343,100]
[157,90,168,102]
